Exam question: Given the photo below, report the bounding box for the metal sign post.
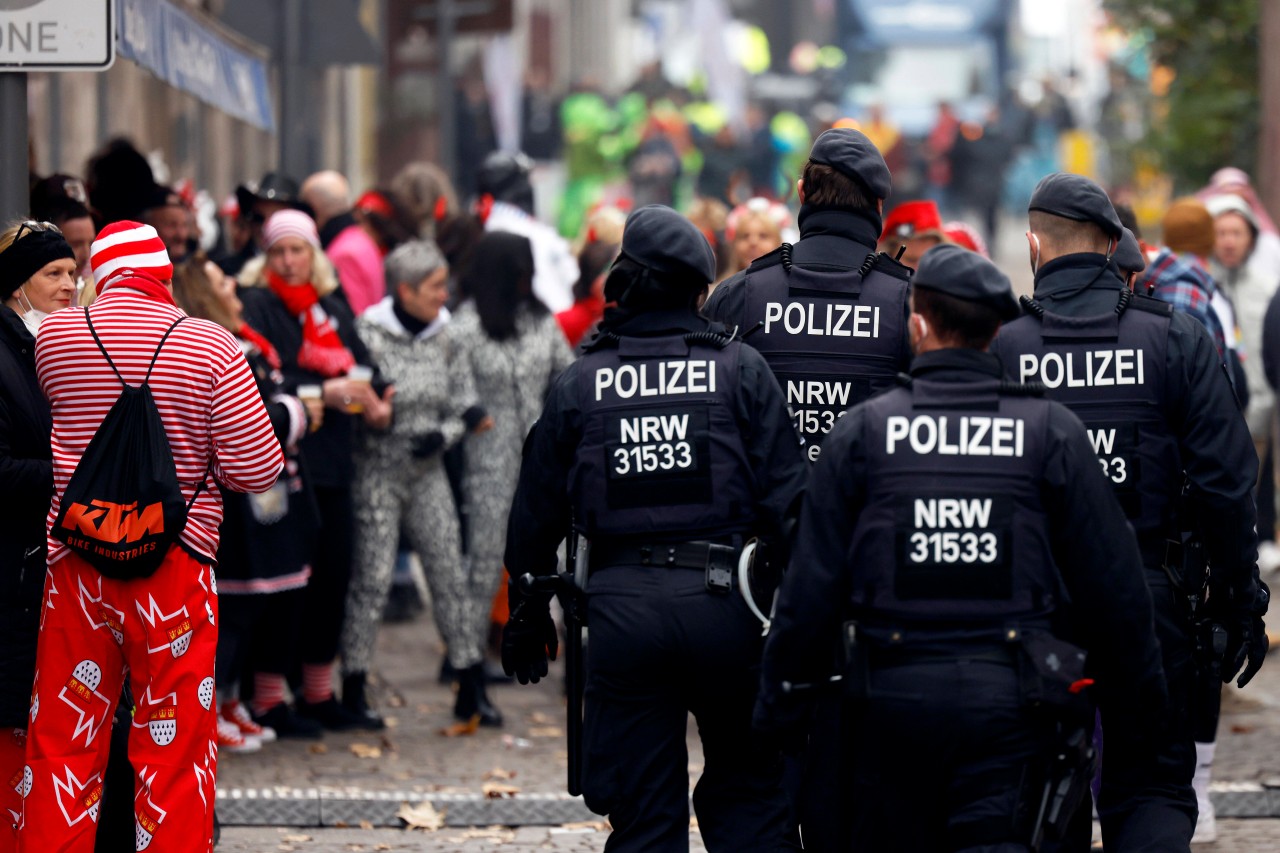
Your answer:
[0,0,116,220]
[0,73,27,221]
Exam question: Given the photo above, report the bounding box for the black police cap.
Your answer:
[620,205,716,285]
[913,243,1020,321]
[1028,172,1124,239]
[808,128,892,200]
[1115,227,1146,274]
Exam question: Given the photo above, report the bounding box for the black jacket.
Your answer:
[239,286,383,489]
[0,307,53,727]
[992,256,1263,610]
[504,308,808,578]
[703,205,902,323]
[217,341,319,587]
[758,349,1167,734]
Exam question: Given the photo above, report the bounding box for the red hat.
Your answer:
[943,221,989,257]
[90,221,173,289]
[881,200,944,242]
[355,189,395,220]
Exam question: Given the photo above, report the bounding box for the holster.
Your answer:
[1012,629,1092,720]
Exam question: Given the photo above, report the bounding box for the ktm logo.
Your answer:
[61,500,163,544]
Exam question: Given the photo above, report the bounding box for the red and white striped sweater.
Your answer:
[36,279,284,564]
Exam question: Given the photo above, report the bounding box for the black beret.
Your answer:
[808,128,892,200]
[1028,172,1123,238]
[620,205,716,284]
[913,244,1020,321]
[1115,227,1146,274]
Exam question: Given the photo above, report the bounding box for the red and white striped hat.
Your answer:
[90,221,174,289]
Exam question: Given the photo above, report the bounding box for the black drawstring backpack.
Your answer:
[52,312,208,579]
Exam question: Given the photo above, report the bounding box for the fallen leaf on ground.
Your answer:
[349,743,382,759]
[375,845,393,851]
[307,743,328,754]
[379,734,396,752]
[397,800,444,831]
[528,711,554,725]
[1230,724,1255,734]
[440,715,481,737]
[482,781,521,798]
[528,726,563,738]
[383,716,399,728]
[387,693,406,708]
[457,828,514,839]
[281,835,311,842]
[550,821,607,835]
[359,820,373,830]
[483,767,516,781]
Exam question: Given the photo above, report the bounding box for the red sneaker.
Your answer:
[222,700,277,743]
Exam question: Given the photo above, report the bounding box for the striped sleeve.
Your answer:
[209,343,285,494]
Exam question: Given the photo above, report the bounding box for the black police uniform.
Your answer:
[704,128,912,464]
[990,174,1269,852]
[757,247,1166,851]
[504,207,808,852]
[704,129,910,848]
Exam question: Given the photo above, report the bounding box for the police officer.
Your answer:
[990,174,1270,851]
[703,127,912,465]
[756,244,1167,851]
[503,205,808,852]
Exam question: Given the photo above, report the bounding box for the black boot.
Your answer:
[453,663,503,727]
[439,658,458,684]
[342,672,386,730]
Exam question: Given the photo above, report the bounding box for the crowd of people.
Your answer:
[0,94,1277,849]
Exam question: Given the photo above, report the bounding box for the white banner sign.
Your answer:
[0,0,114,71]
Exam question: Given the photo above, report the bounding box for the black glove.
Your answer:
[1221,583,1269,688]
[751,685,811,757]
[501,590,558,685]
[411,431,445,459]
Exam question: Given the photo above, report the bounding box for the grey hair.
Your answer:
[385,239,447,292]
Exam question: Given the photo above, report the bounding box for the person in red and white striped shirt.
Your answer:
[20,221,282,853]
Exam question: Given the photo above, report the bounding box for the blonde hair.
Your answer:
[237,245,340,297]
[0,222,22,255]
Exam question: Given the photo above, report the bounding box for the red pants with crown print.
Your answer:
[19,547,218,853]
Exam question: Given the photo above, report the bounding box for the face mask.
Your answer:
[16,287,48,336]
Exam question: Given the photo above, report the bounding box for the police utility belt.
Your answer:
[589,539,738,593]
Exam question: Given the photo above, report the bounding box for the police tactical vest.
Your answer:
[740,248,910,462]
[851,376,1062,634]
[993,291,1180,543]
[570,331,756,540]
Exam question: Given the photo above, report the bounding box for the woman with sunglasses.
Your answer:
[0,220,76,849]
